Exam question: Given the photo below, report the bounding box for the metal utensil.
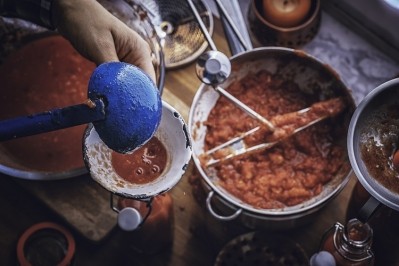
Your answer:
[205,97,347,166]
[186,0,275,131]
[206,115,327,167]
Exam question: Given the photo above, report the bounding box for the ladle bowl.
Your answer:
[83,101,192,199]
[348,78,399,212]
[88,62,162,153]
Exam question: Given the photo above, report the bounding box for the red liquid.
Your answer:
[112,137,167,184]
[0,35,95,172]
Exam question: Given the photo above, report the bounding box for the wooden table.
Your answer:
[0,19,358,266]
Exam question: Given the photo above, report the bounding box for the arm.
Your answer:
[0,0,156,82]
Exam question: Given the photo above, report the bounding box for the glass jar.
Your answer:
[310,218,374,266]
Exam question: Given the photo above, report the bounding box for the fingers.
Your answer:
[53,0,157,84]
[123,39,157,84]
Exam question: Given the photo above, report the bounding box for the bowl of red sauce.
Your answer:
[0,6,164,180]
[189,47,355,229]
[83,101,192,199]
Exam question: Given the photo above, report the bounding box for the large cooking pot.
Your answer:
[189,47,356,229]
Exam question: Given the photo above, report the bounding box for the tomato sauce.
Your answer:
[112,137,168,184]
[0,35,95,172]
[204,70,349,209]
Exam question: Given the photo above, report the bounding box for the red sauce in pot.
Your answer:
[204,70,349,209]
[0,35,95,172]
[112,137,167,184]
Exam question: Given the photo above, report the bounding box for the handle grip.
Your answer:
[0,99,105,141]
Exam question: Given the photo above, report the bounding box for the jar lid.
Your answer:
[16,222,76,266]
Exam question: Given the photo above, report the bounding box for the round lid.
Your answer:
[117,207,143,231]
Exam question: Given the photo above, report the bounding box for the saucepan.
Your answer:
[348,78,399,219]
[189,45,356,229]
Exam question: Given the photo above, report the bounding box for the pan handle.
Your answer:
[357,196,382,223]
[206,191,242,221]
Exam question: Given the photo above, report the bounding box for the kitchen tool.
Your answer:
[0,3,164,180]
[348,78,399,215]
[84,100,191,235]
[83,101,192,199]
[132,0,214,69]
[189,46,355,229]
[0,62,162,154]
[187,0,275,131]
[206,114,327,167]
[205,97,346,166]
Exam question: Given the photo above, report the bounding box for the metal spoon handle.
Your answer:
[0,99,105,141]
[215,86,275,130]
[186,0,217,51]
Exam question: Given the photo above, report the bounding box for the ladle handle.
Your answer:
[0,99,105,141]
[357,196,382,223]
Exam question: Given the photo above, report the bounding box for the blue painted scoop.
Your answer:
[0,62,162,153]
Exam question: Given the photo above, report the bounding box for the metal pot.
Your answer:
[348,78,399,215]
[189,47,355,230]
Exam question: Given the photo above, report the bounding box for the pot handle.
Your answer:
[206,191,242,221]
[357,195,382,223]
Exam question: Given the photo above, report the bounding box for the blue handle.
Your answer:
[0,99,105,141]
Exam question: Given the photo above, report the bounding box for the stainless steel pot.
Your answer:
[348,78,399,214]
[189,47,355,230]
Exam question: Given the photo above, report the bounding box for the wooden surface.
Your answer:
[0,19,359,266]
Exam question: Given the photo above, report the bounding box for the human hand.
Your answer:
[52,0,156,83]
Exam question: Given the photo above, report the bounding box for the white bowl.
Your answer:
[83,101,192,199]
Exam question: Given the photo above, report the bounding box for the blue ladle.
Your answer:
[0,62,162,154]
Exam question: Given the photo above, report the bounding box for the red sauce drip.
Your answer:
[0,35,95,172]
[112,137,167,184]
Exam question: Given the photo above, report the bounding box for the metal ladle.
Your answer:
[186,0,275,131]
